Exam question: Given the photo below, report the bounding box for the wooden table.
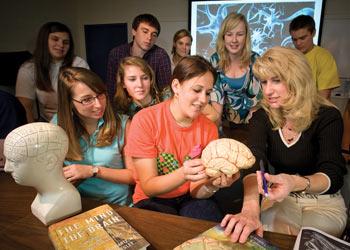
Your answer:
[0,172,296,249]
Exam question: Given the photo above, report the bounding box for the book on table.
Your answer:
[293,226,350,250]
[174,224,279,250]
[48,204,149,250]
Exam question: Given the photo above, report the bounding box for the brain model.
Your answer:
[201,138,255,177]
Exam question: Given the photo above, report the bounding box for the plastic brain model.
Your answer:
[201,138,255,177]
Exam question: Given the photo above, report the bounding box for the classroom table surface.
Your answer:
[0,171,296,250]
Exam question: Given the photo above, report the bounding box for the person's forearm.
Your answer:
[292,172,329,194]
[140,168,187,197]
[17,97,35,122]
[241,174,260,215]
[96,167,135,184]
[318,89,332,100]
[25,109,35,123]
[191,180,218,199]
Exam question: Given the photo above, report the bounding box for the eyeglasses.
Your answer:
[72,93,106,106]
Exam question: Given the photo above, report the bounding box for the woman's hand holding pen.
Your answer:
[256,172,295,202]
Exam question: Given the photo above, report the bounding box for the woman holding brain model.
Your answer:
[124,56,251,221]
[221,47,347,243]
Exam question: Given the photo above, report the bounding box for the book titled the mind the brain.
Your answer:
[48,204,149,250]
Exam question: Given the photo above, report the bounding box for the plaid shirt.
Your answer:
[106,42,171,100]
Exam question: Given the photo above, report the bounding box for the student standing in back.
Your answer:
[204,13,262,138]
[171,29,192,71]
[16,22,89,122]
[289,15,340,100]
[106,13,171,100]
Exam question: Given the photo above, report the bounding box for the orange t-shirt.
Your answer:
[125,100,218,203]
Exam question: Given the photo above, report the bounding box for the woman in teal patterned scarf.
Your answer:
[206,12,262,130]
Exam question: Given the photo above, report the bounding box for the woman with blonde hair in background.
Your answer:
[221,47,347,243]
[52,67,134,205]
[205,13,261,138]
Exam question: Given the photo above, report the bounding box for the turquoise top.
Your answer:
[52,114,130,205]
[210,51,262,124]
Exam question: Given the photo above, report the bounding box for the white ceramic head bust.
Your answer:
[4,122,82,225]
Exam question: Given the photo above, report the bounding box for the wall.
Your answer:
[0,0,348,75]
[0,0,188,56]
[321,0,350,78]
[72,0,188,57]
[0,0,76,52]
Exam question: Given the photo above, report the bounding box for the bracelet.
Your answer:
[203,184,219,194]
[300,176,311,194]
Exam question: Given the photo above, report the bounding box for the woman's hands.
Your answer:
[256,171,295,202]
[183,159,240,188]
[183,159,240,186]
[221,210,263,243]
[63,164,94,182]
[189,163,240,198]
[182,159,207,181]
[211,172,240,189]
[217,174,262,243]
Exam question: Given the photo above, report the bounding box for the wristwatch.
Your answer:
[300,176,311,194]
[92,166,99,177]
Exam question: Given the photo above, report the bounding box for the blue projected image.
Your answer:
[191,0,324,59]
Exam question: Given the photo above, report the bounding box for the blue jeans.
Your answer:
[134,193,223,222]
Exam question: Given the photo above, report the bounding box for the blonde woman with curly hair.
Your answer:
[52,67,134,205]
[221,47,347,242]
[207,12,262,132]
[114,56,162,118]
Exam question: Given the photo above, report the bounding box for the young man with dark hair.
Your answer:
[289,15,340,100]
[106,13,171,100]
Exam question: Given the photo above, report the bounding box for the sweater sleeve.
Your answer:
[15,62,36,100]
[315,107,347,193]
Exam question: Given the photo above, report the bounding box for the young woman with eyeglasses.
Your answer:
[51,67,134,205]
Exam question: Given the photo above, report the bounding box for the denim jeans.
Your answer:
[134,193,223,222]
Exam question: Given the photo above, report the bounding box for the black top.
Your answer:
[0,90,27,139]
[247,106,346,194]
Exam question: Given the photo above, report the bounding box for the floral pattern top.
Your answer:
[210,51,262,124]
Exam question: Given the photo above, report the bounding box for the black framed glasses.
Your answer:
[72,93,106,106]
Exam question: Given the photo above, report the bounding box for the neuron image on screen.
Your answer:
[191,0,324,59]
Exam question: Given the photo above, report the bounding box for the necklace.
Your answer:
[281,123,298,144]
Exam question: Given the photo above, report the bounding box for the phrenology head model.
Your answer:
[4,122,68,186]
[4,122,81,225]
